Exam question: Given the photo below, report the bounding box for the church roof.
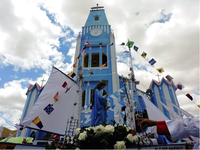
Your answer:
[26,83,42,95]
[149,77,176,90]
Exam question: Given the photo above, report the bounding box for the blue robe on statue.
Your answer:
[91,89,108,126]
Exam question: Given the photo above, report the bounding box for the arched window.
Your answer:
[84,54,89,67]
[82,90,86,107]
[91,53,99,67]
[102,53,107,67]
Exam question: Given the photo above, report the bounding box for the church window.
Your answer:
[84,53,89,67]
[94,16,99,21]
[82,90,86,107]
[90,89,94,104]
[91,53,99,67]
[102,53,107,67]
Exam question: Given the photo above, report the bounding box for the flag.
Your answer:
[141,52,147,58]
[123,50,129,53]
[118,100,125,106]
[133,45,139,52]
[88,72,93,75]
[120,112,124,118]
[156,68,164,73]
[44,104,54,115]
[68,71,76,78]
[101,63,106,67]
[111,104,116,109]
[120,42,125,45]
[62,81,68,93]
[176,82,184,90]
[126,40,134,48]
[54,92,58,101]
[109,42,113,46]
[197,105,200,108]
[32,117,43,129]
[166,75,173,81]
[73,64,76,67]
[186,93,193,100]
[149,58,156,65]
[99,42,103,45]
[113,57,118,60]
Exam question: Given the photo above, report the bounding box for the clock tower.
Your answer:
[73,4,120,126]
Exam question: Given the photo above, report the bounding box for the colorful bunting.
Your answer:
[44,104,54,115]
[133,45,139,52]
[176,82,185,90]
[54,92,58,101]
[186,93,193,100]
[68,71,76,78]
[126,40,134,48]
[99,42,103,45]
[113,92,119,98]
[32,116,43,129]
[156,68,164,73]
[141,52,147,58]
[149,58,156,66]
[166,75,173,81]
[84,41,92,46]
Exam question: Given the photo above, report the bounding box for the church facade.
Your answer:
[18,5,182,138]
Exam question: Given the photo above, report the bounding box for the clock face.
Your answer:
[90,28,102,36]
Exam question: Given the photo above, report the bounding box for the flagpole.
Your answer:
[128,42,136,130]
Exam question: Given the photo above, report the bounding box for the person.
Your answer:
[90,80,109,126]
[137,117,199,149]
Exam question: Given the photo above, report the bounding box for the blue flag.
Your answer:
[149,58,156,65]
[133,45,139,51]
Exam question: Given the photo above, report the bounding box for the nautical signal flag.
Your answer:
[126,40,134,48]
[32,116,43,129]
[149,58,156,66]
[176,82,185,90]
[133,45,139,52]
[68,71,76,78]
[120,42,125,45]
[156,68,164,73]
[88,72,93,76]
[62,81,68,93]
[54,92,58,101]
[141,52,147,58]
[44,104,54,115]
[166,75,173,81]
[101,63,106,67]
[186,93,193,100]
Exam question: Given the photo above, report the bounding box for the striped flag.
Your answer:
[68,71,76,78]
[186,93,193,100]
[62,81,68,93]
[166,75,173,81]
[32,116,43,129]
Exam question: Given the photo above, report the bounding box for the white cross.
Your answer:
[156,73,161,82]
[41,78,46,87]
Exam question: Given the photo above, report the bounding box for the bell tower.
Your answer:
[73,4,120,126]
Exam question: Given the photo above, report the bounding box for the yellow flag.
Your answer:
[156,68,164,73]
[32,116,40,125]
[54,92,58,100]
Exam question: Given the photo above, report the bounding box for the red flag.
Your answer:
[186,93,193,100]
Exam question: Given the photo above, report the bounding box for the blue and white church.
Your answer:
[18,5,182,138]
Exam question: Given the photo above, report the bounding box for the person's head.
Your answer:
[96,80,107,90]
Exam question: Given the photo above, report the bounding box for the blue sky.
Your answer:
[0,0,199,130]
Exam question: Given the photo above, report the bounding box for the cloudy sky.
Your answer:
[0,0,199,130]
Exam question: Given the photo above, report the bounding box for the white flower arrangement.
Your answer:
[78,131,87,141]
[114,141,126,149]
[104,124,115,134]
[94,124,105,134]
